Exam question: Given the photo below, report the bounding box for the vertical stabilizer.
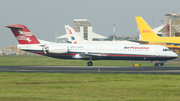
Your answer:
[135,17,159,39]
[6,24,40,44]
[65,25,86,43]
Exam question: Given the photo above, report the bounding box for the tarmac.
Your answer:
[0,57,179,74]
[1,66,180,74]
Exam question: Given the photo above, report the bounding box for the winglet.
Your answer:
[135,17,159,39]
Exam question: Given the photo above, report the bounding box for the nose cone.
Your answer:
[170,52,178,59]
[165,51,178,60]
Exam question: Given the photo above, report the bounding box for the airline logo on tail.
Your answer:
[71,36,75,40]
[69,29,76,41]
[135,17,159,39]
[69,29,73,34]
[65,25,86,44]
[65,25,79,44]
[6,24,40,44]
[68,29,77,44]
[16,29,32,43]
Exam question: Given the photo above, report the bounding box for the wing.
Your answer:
[129,40,180,46]
[128,40,149,44]
[77,52,107,59]
[165,43,180,46]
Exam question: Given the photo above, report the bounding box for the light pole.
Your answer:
[55,27,57,43]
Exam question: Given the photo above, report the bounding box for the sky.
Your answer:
[1,0,180,48]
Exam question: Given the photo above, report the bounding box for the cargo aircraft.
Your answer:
[135,16,180,50]
[6,24,178,66]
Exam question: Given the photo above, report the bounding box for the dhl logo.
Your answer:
[142,30,151,33]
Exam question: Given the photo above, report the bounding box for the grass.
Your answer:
[0,55,173,66]
[0,73,180,101]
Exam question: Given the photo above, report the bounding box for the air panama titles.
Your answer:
[124,46,149,49]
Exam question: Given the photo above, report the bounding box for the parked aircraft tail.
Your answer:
[135,17,159,39]
[6,24,40,44]
[65,25,87,43]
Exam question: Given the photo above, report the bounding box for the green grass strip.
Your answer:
[0,73,180,101]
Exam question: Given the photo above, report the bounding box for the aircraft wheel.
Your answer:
[160,63,164,66]
[87,62,93,66]
[154,63,157,66]
[154,63,164,66]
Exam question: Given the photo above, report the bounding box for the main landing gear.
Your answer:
[87,57,93,66]
[87,61,93,66]
[154,63,164,66]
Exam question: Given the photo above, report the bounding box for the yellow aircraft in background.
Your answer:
[135,16,180,53]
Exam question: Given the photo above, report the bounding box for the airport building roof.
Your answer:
[73,19,92,32]
[165,13,180,16]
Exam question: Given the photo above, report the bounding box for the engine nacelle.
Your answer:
[47,45,68,54]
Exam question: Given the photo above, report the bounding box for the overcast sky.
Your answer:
[1,0,180,47]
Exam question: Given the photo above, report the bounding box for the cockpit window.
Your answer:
[163,49,170,51]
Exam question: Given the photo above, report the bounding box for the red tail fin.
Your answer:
[6,24,40,44]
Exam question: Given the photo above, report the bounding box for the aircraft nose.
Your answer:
[172,52,178,58]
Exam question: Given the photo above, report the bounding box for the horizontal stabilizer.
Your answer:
[6,25,23,29]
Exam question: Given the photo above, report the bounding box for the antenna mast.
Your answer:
[55,27,58,43]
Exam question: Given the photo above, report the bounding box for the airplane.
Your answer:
[135,16,180,51]
[65,25,139,45]
[6,24,178,66]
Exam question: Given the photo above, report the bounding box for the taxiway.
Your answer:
[1,66,180,74]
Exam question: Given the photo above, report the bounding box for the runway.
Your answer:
[1,66,180,74]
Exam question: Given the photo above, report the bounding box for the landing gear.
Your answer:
[87,61,93,66]
[87,57,93,66]
[154,63,164,66]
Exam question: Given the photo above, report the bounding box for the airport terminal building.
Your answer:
[154,13,180,37]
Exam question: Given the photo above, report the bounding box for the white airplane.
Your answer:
[6,24,177,66]
[65,25,139,44]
